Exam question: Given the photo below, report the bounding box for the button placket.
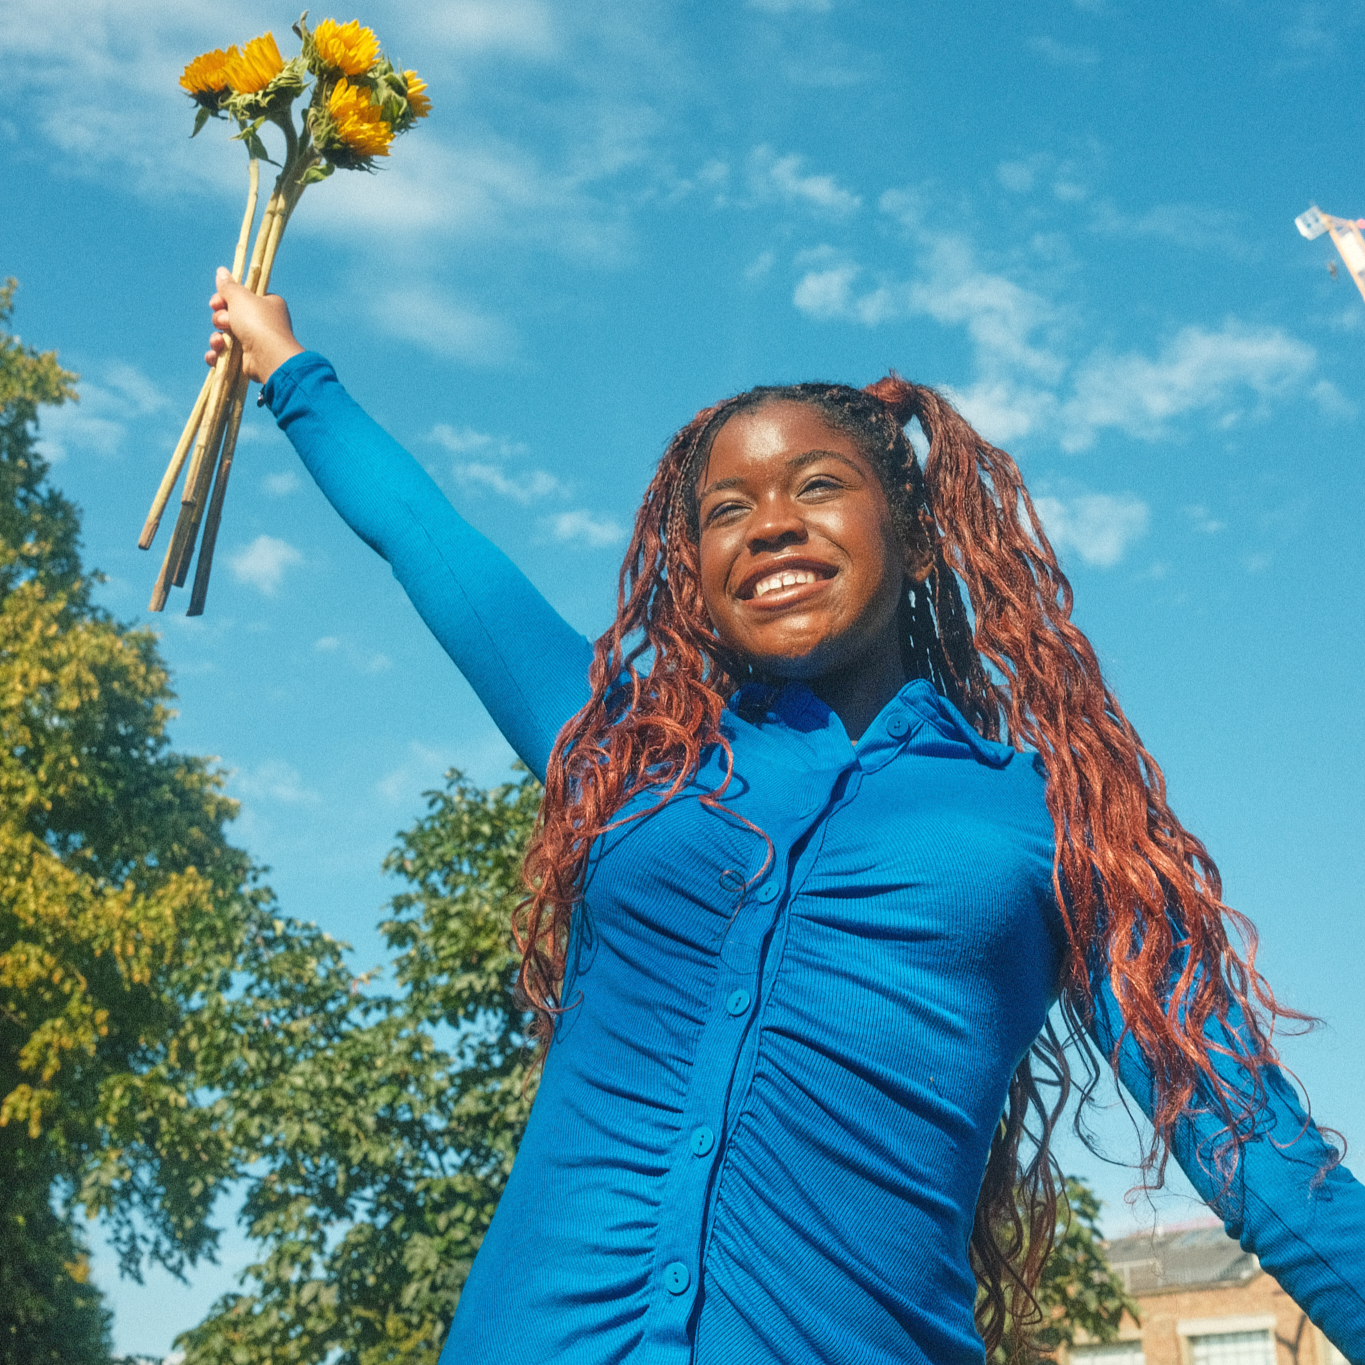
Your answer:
[693,762,866,1296]
[639,854,792,1356]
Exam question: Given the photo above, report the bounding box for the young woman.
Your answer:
[209,268,1364,1364]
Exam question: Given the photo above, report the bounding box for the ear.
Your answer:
[900,508,935,586]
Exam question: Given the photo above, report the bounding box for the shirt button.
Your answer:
[756,881,779,902]
[690,1125,715,1156]
[887,714,910,737]
[663,1261,691,1295]
[726,989,751,1016]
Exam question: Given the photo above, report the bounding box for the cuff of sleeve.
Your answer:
[261,351,334,418]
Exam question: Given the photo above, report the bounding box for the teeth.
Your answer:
[753,569,817,598]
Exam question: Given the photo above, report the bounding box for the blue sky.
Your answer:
[3,0,1364,1354]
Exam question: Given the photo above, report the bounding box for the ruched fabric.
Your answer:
[265,352,1365,1364]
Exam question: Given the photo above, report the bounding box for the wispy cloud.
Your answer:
[35,362,170,462]
[749,0,832,11]
[233,759,321,805]
[544,509,628,547]
[454,462,566,503]
[1033,492,1149,568]
[791,213,1319,452]
[429,424,565,502]
[263,470,301,496]
[430,424,526,457]
[373,288,515,365]
[749,146,860,216]
[229,535,303,596]
[1059,323,1315,450]
[421,0,559,59]
[377,741,460,805]
[1029,36,1100,66]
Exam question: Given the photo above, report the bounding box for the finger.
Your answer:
[209,292,225,311]
[213,307,232,331]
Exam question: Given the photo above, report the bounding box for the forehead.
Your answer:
[702,401,868,484]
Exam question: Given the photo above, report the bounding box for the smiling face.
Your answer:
[695,400,920,689]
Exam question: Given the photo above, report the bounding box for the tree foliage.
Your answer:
[1,278,286,1362]
[997,1176,1140,1363]
[178,770,539,1365]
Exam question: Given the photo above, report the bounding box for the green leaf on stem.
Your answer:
[192,107,211,139]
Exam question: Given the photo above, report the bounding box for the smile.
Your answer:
[737,560,837,602]
[753,569,818,598]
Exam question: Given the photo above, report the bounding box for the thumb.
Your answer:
[215,265,250,302]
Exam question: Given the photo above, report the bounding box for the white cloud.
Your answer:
[373,288,515,365]
[35,362,170,463]
[545,510,628,548]
[377,741,459,805]
[1033,493,1149,568]
[453,462,565,503]
[316,636,340,652]
[430,424,498,454]
[749,146,860,216]
[229,535,303,596]
[793,232,1063,383]
[1310,378,1356,418]
[1184,504,1226,535]
[264,470,301,496]
[749,0,832,10]
[1059,323,1315,450]
[233,759,320,805]
[744,249,777,281]
[421,0,558,58]
[791,215,1320,452]
[1029,36,1100,66]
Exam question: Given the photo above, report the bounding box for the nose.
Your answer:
[747,492,806,551]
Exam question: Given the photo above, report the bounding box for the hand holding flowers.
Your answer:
[141,13,430,615]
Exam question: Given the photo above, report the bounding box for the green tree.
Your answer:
[0,278,309,1362]
[178,769,539,1365]
[997,1176,1140,1363]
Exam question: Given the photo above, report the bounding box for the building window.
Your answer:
[1187,1330,1276,1365]
[1070,1344,1145,1365]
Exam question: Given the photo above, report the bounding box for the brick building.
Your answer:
[1059,1222,1350,1365]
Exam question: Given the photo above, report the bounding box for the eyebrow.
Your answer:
[697,448,864,500]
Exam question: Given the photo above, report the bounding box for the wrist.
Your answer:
[255,336,306,386]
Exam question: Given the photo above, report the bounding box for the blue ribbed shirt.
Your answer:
[264,353,1365,1364]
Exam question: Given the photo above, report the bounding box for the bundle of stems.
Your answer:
[141,146,304,615]
[140,18,430,615]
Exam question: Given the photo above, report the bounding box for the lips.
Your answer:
[736,558,837,601]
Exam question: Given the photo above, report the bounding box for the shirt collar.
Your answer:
[728,676,1016,773]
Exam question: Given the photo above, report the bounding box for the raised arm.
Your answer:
[208,271,595,782]
[1087,967,1365,1354]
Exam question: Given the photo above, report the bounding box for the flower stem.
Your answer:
[139,159,259,557]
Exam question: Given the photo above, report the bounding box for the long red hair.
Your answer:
[515,375,1318,1355]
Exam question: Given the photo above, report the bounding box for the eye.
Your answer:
[799,473,845,497]
[703,498,747,527]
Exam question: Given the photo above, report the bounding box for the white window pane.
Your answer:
[1188,1330,1276,1365]
[1070,1344,1145,1365]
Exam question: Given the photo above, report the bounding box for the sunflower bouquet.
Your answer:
[141,13,430,614]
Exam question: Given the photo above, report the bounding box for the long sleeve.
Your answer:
[1087,966,1365,1354]
[262,351,596,783]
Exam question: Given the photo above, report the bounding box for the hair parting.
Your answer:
[515,373,1326,1357]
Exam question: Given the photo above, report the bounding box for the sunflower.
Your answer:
[224,32,285,94]
[180,48,234,96]
[403,70,431,118]
[326,78,394,159]
[312,18,381,76]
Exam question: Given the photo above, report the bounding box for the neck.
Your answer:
[809,649,910,743]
